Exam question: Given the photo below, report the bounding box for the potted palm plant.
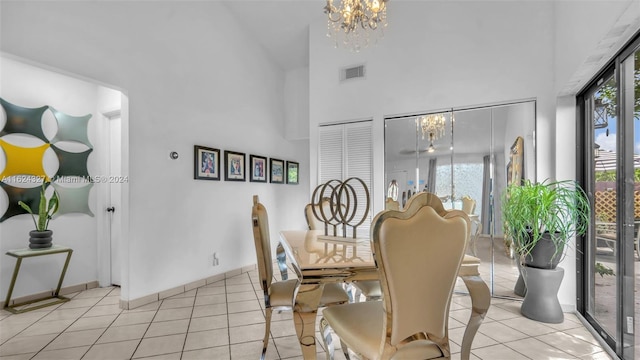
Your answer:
[18,182,59,249]
[502,179,591,323]
[502,179,590,268]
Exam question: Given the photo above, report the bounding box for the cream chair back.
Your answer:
[461,195,476,215]
[252,195,273,292]
[372,192,470,347]
[304,198,338,231]
[304,203,323,230]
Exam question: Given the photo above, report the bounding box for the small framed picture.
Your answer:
[286,161,299,185]
[250,155,268,183]
[194,145,220,180]
[224,150,246,181]
[270,158,284,184]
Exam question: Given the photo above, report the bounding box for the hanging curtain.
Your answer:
[427,158,437,193]
[481,155,491,234]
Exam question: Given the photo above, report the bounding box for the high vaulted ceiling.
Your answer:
[224,1,323,72]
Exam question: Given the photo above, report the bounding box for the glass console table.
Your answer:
[3,245,73,314]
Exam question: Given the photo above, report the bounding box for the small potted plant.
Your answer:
[502,179,591,323]
[18,182,59,249]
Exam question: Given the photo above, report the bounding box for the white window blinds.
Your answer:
[318,121,373,238]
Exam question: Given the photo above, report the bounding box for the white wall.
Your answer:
[0,1,310,302]
[284,67,310,140]
[0,57,105,298]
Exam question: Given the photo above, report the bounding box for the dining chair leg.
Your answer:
[261,307,273,360]
[276,243,289,280]
[320,317,335,360]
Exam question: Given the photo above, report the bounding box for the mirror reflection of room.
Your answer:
[384,100,535,298]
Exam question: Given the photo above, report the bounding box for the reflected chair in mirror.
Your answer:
[320,192,470,360]
[252,195,349,360]
[461,195,476,215]
[305,200,381,302]
[461,195,482,257]
[385,197,400,211]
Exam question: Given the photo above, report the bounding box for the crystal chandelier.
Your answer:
[324,0,388,52]
[417,113,447,141]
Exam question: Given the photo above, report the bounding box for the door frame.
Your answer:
[97,95,129,299]
[98,108,121,287]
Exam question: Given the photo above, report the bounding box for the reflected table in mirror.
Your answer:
[278,230,490,360]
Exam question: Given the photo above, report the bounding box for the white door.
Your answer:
[108,115,122,286]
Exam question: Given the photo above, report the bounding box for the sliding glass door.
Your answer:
[579,37,639,360]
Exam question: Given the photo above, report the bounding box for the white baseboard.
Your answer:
[120,265,257,310]
[1,266,257,311]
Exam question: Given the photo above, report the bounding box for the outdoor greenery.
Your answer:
[594,168,640,182]
[598,53,640,121]
[595,262,615,278]
[17,182,59,231]
[502,179,591,264]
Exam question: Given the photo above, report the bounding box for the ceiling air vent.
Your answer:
[340,64,365,82]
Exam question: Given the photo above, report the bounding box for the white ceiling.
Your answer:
[224,1,323,71]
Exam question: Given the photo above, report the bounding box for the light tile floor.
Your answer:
[0,269,614,360]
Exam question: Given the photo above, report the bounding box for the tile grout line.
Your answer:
[122,291,162,359]
[225,273,233,359]
[78,287,126,359]
[30,287,119,359]
[177,286,198,359]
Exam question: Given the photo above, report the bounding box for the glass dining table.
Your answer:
[277,229,491,360]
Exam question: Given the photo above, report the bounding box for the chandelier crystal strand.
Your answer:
[324,0,388,52]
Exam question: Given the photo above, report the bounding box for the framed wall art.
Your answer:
[286,161,299,185]
[510,136,524,186]
[270,158,284,184]
[506,160,513,187]
[250,155,267,183]
[224,150,246,181]
[194,145,220,180]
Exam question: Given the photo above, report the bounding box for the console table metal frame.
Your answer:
[3,245,73,314]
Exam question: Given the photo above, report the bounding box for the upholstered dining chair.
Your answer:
[320,192,470,360]
[349,196,404,301]
[461,195,476,215]
[461,195,482,256]
[252,195,349,360]
[304,198,332,231]
[342,195,406,302]
[304,200,382,302]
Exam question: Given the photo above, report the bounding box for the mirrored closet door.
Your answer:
[384,101,536,297]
